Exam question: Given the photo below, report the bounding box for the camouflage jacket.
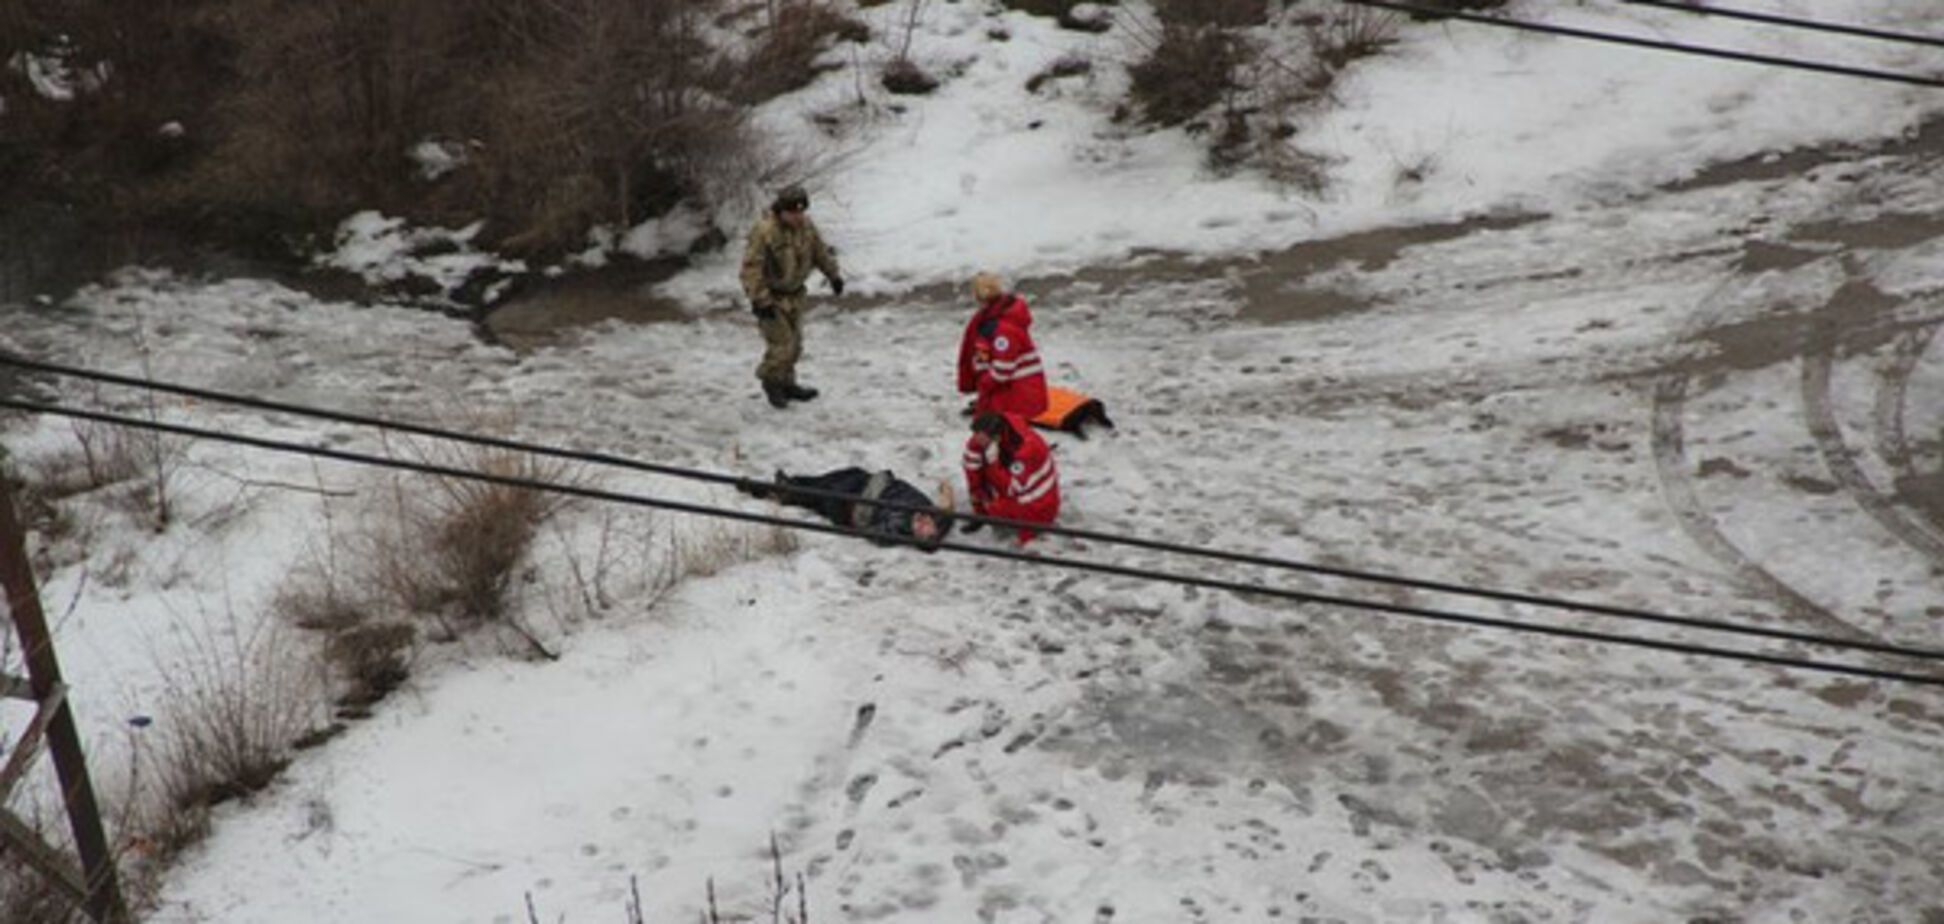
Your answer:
[740,214,840,305]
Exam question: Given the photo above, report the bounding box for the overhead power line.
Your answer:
[3,395,1942,689]
[1620,0,1944,50]
[1342,0,1944,88]
[5,353,1941,664]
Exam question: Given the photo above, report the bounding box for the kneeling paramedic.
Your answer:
[962,411,1060,544]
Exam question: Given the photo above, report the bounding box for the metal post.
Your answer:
[0,478,129,923]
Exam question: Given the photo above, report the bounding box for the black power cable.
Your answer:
[1342,0,1944,88]
[4,395,1942,689]
[6,353,1942,663]
[1621,0,1944,50]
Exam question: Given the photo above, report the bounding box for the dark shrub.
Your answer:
[328,622,417,707]
[882,59,940,95]
[1128,25,1249,126]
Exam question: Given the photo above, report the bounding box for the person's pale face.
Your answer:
[780,206,807,229]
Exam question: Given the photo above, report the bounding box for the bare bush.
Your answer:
[30,419,147,498]
[473,1,761,255]
[877,0,937,95]
[733,0,864,105]
[11,0,826,264]
[124,611,329,869]
[1118,3,1400,187]
[1307,7,1400,74]
[391,449,577,627]
[13,414,187,545]
[1127,24,1252,127]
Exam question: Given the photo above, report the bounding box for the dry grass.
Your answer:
[107,608,330,884]
[0,807,85,924]
[669,518,801,581]
[26,419,150,500]
[380,446,579,628]
[271,442,579,712]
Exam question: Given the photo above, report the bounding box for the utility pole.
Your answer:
[0,477,129,923]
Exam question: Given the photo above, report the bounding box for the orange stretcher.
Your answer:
[1030,386,1115,438]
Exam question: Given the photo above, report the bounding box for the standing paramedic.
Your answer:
[962,411,1060,544]
[741,184,845,409]
[957,271,1049,420]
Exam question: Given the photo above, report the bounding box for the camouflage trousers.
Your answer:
[756,295,807,386]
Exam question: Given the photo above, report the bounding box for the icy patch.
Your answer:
[569,206,715,269]
[618,205,712,260]
[314,211,526,305]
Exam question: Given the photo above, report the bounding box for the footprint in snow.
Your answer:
[849,702,877,747]
[846,772,879,805]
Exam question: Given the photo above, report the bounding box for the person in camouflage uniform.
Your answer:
[741,184,844,408]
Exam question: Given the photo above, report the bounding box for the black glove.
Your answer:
[751,300,777,320]
[829,276,845,296]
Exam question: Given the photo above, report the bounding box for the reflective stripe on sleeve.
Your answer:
[1010,459,1056,500]
[987,362,1043,383]
[1016,466,1058,503]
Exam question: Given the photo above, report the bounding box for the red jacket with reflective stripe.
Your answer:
[957,294,1049,420]
[962,413,1060,542]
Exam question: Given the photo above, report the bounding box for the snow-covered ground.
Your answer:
[4,1,1944,921]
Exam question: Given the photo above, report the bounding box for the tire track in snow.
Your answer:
[1649,372,1871,642]
[1647,265,1876,645]
[1873,324,1944,538]
[1799,313,1944,567]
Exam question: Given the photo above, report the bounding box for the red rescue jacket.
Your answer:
[957,294,1049,420]
[962,413,1060,542]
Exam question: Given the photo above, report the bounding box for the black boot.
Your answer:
[785,383,819,402]
[738,469,789,500]
[762,382,790,409]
